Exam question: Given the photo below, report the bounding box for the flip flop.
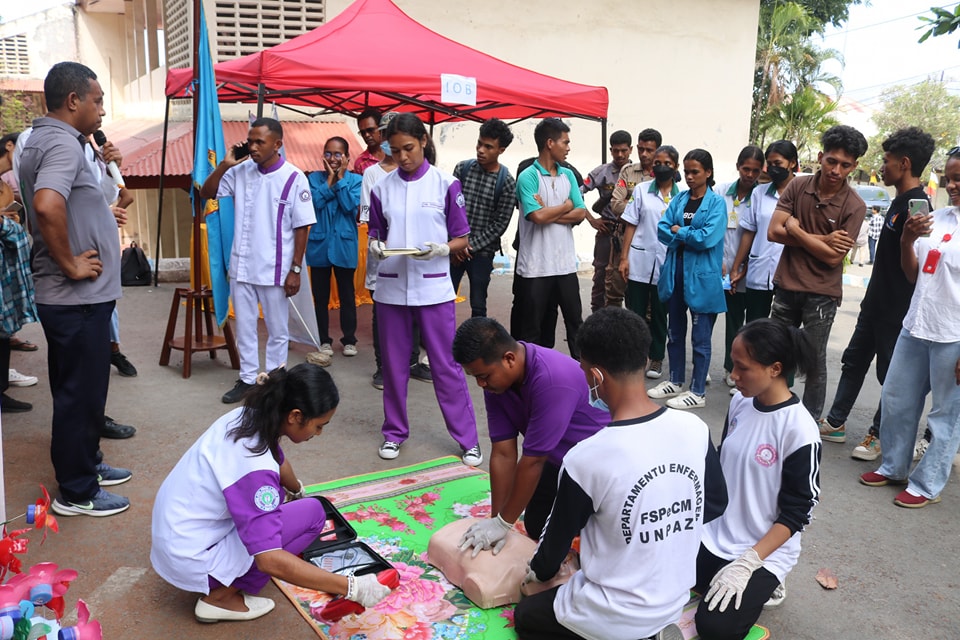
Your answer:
[9,338,38,352]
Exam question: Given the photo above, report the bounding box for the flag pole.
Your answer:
[159,0,239,378]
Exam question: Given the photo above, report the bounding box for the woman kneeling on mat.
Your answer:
[694,319,821,639]
[151,364,393,622]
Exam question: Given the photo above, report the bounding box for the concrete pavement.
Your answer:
[1,270,957,639]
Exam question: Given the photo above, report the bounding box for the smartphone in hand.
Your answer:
[908,198,931,237]
[234,142,251,160]
[2,201,23,214]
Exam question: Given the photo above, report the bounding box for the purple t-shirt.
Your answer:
[485,342,609,466]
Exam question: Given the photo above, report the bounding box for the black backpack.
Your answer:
[120,242,151,286]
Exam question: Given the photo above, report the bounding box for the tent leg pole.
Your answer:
[601,118,607,165]
[257,84,265,118]
[154,96,171,287]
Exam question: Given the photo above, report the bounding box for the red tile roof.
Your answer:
[107,119,364,188]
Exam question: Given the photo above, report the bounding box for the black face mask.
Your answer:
[767,165,790,185]
[653,164,675,184]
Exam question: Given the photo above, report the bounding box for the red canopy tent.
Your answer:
[164,0,608,126]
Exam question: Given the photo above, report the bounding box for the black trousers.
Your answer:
[694,545,780,640]
[511,273,582,360]
[523,461,560,542]
[310,265,357,345]
[515,586,584,640]
[38,301,114,503]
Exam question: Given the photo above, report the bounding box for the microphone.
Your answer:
[92,130,125,189]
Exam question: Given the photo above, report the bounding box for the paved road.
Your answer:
[2,267,956,638]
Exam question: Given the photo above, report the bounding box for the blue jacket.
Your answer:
[657,187,727,313]
[305,171,362,268]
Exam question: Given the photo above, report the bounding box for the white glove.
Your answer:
[347,573,393,608]
[368,237,387,260]
[284,480,304,502]
[458,515,513,557]
[413,241,450,260]
[705,548,764,612]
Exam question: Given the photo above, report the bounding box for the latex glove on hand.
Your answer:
[458,515,513,558]
[705,548,764,612]
[369,238,387,260]
[347,573,393,608]
[413,241,450,261]
[284,480,304,502]
[519,562,543,596]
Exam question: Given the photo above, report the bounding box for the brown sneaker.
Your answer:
[646,359,663,379]
[851,434,881,461]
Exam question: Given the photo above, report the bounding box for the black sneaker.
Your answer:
[51,489,130,517]
[372,369,384,390]
[111,351,138,377]
[101,416,136,439]
[222,379,254,404]
[410,362,433,383]
[1,393,32,413]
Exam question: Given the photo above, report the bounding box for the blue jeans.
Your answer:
[667,260,716,396]
[450,251,495,317]
[876,330,960,499]
[868,236,877,263]
[770,289,838,420]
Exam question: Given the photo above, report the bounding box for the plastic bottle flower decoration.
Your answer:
[0,531,29,583]
[56,599,101,640]
[25,488,58,544]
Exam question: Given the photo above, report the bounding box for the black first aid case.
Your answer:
[301,496,393,578]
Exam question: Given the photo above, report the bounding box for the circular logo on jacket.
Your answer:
[254,485,281,511]
[755,444,778,467]
[299,189,311,202]
[456,192,465,208]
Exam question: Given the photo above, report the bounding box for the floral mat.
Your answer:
[275,456,769,640]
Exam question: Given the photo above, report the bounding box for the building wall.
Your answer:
[0,5,79,78]
[325,0,760,259]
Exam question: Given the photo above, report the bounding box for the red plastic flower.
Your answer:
[0,527,30,581]
[31,485,59,543]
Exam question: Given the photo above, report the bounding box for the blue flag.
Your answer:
[191,3,234,327]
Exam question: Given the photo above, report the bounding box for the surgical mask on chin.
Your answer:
[589,370,610,413]
[381,140,392,156]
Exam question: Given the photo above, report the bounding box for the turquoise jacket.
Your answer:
[657,187,727,313]
[305,171,362,269]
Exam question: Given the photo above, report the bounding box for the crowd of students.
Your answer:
[10,60,959,638]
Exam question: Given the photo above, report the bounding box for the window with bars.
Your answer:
[0,34,30,76]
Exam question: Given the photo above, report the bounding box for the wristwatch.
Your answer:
[290,264,302,274]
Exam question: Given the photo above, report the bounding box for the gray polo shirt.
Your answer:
[19,117,121,305]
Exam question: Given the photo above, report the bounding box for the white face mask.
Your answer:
[588,369,610,413]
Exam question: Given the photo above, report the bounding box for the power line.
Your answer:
[843,65,960,95]
[821,3,957,39]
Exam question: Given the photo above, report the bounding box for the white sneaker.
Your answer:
[8,369,38,387]
[723,371,736,388]
[461,445,483,467]
[913,437,930,462]
[763,582,786,609]
[379,440,401,460]
[666,391,706,410]
[729,386,737,396]
[342,344,358,357]
[319,343,334,356]
[648,381,684,399]
[705,373,712,384]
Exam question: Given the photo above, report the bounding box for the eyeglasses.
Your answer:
[358,127,377,136]
[948,146,960,156]
[324,152,344,159]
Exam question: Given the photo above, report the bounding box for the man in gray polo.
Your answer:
[18,61,132,517]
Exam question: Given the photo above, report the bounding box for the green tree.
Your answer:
[762,0,864,29]
[860,80,960,177]
[0,92,38,135]
[751,2,845,149]
[763,86,840,155]
[917,4,960,46]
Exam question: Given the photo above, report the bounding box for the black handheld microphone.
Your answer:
[92,130,125,189]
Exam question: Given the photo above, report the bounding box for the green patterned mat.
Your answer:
[275,456,769,640]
